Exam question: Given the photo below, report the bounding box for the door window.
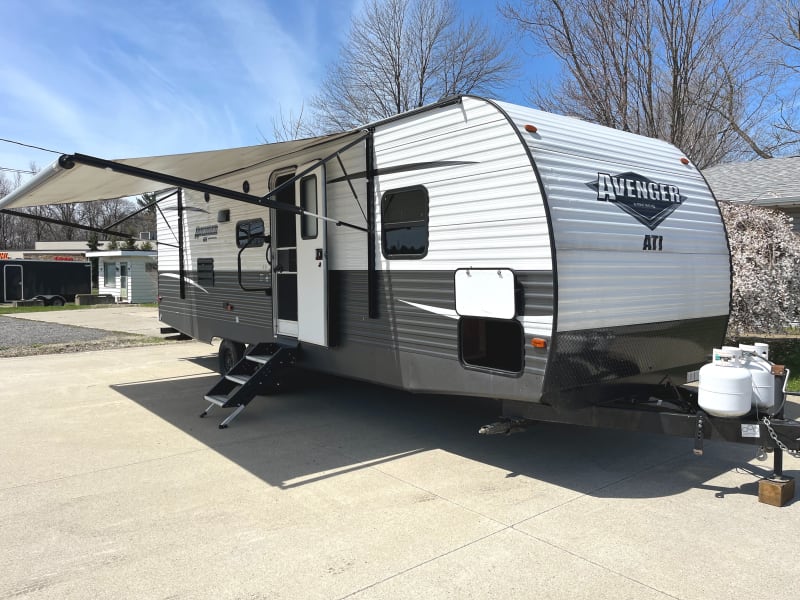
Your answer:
[300,175,318,240]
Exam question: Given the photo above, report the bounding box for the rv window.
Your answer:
[197,258,215,286]
[381,186,429,258]
[300,175,318,240]
[459,317,524,374]
[236,219,266,248]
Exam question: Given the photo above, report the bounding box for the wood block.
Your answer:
[758,477,795,507]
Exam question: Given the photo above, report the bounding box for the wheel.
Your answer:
[218,339,245,374]
[50,297,65,307]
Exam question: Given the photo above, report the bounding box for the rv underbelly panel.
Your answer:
[543,315,728,404]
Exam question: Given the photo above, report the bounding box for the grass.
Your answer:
[731,335,800,392]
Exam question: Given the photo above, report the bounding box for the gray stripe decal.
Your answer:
[161,272,209,294]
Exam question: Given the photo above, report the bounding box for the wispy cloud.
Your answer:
[0,0,355,173]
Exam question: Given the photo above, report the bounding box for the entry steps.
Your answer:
[201,341,298,429]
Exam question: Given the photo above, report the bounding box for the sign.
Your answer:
[0,252,8,259]
[587,171,686,230]
[194,225,218,241]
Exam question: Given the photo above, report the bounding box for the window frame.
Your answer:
[235,218,266,249]
[299,174,318,240]
[380,185,430,260]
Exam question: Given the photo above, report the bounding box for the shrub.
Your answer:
[720,202,800,336]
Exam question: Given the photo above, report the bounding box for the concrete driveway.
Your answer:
[0,316,798,599]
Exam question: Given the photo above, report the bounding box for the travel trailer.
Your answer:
[2,96,798,494]
[0,258,91,304]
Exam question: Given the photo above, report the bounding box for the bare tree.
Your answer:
[0,172,18,248]
[271,103,313,142]
[768,0,800,145]
[502,0,796,167]
[311,0,516,132]
[0,166,145,249]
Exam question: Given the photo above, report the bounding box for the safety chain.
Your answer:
[762,416,800,458]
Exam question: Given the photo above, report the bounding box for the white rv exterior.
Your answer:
[0,96,731,411]
[147,97,730,408]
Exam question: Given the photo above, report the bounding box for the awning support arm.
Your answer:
[104,188,178,232]
[0,208,178,248]
[335,153,367,224]
[60,131,371,234]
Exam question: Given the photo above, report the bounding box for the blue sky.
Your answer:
[0,0,543,180]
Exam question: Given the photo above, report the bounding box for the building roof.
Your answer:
[85,250,156,258]
[702,156,800,206]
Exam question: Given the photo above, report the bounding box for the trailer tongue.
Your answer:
[481,341,799,506]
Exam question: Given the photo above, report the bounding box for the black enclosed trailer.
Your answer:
[0,259,91,305]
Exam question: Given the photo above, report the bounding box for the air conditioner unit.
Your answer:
[139,232,153,240]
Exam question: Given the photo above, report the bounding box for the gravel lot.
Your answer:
[0,314,167,357]
[0,315,114,347]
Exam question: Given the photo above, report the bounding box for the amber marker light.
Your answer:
[531,338,547,349]
[680,157,690,165]
[524,124,538,133]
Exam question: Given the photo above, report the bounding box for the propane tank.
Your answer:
[698,349,752,418]
[739,343,775,411]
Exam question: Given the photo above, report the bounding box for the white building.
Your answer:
[86,250,157,303]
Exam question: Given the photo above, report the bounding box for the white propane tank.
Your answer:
[739,344,775,411]
[698,349,752,418]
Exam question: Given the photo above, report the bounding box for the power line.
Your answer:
[0,137,64,155]
[0,166,36,175]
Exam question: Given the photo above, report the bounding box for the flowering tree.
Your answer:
[720,202,800,335]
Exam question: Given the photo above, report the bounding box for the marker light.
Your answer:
[680,157,690,165]
[524,124,538,133]
[531,338,547,349]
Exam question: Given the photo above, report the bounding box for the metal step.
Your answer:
[225,373,251,385]
[246,354,273,364]
[203,394,230,407]
[202,341,299,428]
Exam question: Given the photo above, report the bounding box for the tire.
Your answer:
[218,339,245,374]
[50,297,65,307]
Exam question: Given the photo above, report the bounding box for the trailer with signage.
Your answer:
[0,258,91,305]
[2,96,798,505]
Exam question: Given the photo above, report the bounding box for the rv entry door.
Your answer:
[295,162,329,347]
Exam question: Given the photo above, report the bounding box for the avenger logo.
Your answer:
[586,172,686,230]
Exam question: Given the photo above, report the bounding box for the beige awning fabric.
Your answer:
[0,131,358,209]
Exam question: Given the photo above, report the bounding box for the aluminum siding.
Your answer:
[157,99,557,401]
[373,97,552,273]
[495,101,730,333]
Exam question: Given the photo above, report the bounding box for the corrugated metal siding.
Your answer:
[374,97,552,272]
[496,101,730,332]
[155,138,368,340]
[158,271,272,343]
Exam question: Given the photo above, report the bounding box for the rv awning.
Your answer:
[0,131,360,209]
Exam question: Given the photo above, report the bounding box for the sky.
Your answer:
[0,0,546,182]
